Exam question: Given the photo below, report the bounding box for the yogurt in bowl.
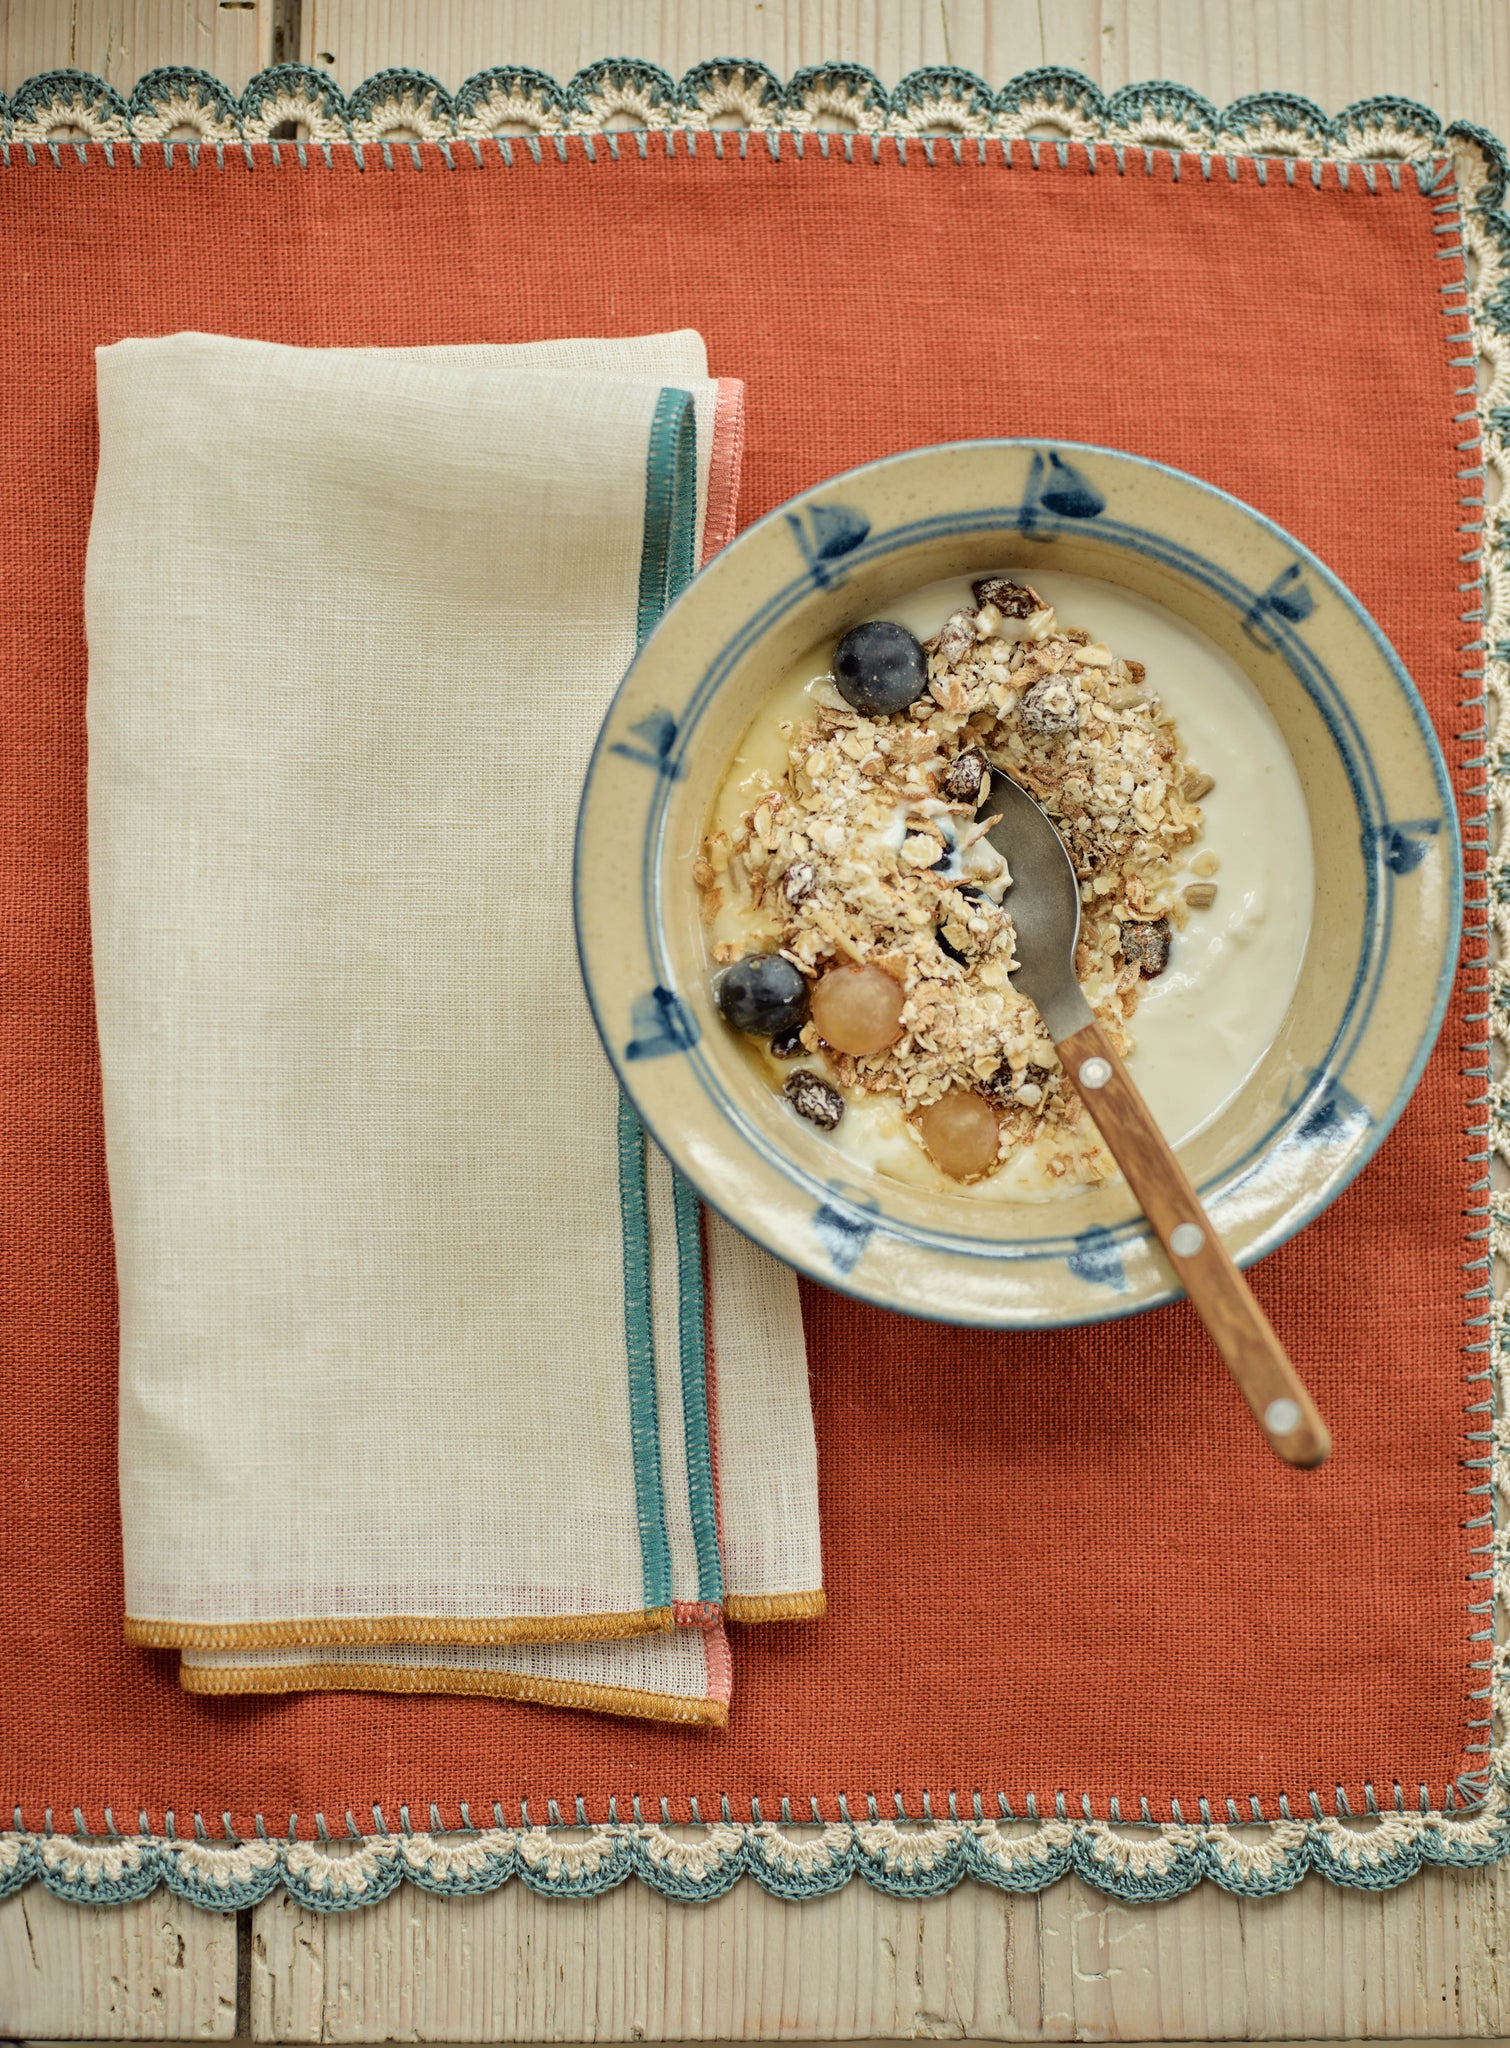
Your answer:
[574,441,1459,1329]
[698,569,1315,1203]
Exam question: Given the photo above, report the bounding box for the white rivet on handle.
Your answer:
[1170,1222,1204,1257]
[1264,1398,1302,1435]
[1078,1056,1112,1090]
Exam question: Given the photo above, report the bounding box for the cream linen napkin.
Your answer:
[87,330,821,1725]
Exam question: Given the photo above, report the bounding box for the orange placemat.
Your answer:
[0,64,1500,1904]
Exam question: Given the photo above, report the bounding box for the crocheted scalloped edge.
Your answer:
[4,1785,1510,1912]
[0,73,1506,1910]
[0,60,1468,154]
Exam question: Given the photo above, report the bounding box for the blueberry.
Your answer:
[770,1022,807,1058]
[833,620,927,716]
[715,952,809,1036]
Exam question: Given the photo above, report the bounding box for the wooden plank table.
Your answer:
[2,0,1506,2036]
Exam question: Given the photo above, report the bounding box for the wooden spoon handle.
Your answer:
[1056,1017,1331,1469]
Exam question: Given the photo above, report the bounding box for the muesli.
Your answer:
[697,578,1217,1190]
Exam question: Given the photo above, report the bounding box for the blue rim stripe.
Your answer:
[576,438,1463,1330]
[649,504,1391,1255]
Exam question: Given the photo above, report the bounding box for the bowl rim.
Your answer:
[575,438,1464,1327]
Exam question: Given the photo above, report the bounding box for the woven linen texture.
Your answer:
[92,335,668,1638]
[0,141,1477,1826]
[87,332,818,1721]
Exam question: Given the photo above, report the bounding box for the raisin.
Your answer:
[784,1070,845,1130]
[971,576,1044,619]
[981,1060,1055,1106]
[1121,916,1172,977]
[934,611,975,666]
[783,860,816,904]
[942,748,989,806]
[770,1022,807,1058]
[1016,675,1080,735]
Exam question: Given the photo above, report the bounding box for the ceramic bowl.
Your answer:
[575,441,1461,1327]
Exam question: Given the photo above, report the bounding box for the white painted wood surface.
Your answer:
[294,0,1510,135]
[0,0,271,92]
[3,0,1508,2039]
[249,1865,1510,2042]
[0,1883,239,2038]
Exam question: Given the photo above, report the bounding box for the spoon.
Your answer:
[985,773,1331,1469]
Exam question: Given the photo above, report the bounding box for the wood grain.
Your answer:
[3,0,1509,2040]
[1055,1017,1331,1467]
[293,0,1508,133]
[0,1887,239,2039]
[249,1867,1510,2042]
[0,0,271,93]
[1099,0,1510,133]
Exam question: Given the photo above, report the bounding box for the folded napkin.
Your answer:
[86,330,822,1725]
